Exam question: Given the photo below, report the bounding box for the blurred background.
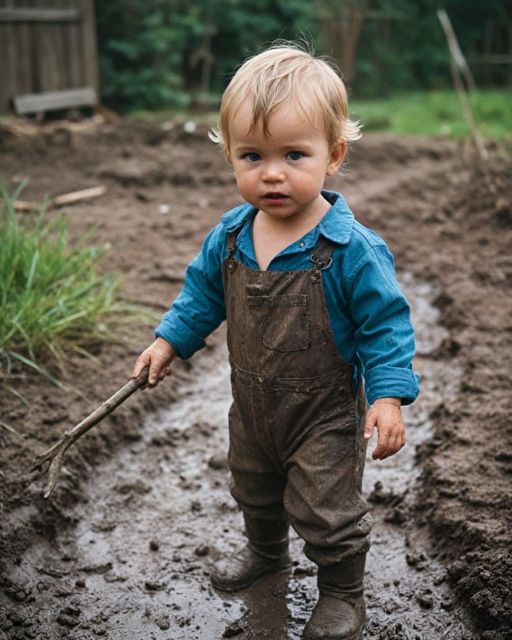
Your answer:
[0,0,511,139]
[96,0,511,139]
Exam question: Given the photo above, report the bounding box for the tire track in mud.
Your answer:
[1,277,477,640]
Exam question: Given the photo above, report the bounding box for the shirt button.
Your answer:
[299,242,305,247]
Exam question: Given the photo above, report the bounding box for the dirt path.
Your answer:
[1,278,473,639]
[0,120,510,639]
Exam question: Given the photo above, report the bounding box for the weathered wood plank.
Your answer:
[0,25,10,111]
[79,0,98,92]
[0,1,99,115]
[14,87,97,114]
[0,8,81,22]
[65,20,82,87]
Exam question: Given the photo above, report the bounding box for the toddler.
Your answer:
[132,43,420,640]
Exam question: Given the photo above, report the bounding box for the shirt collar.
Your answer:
[220,190,354,246]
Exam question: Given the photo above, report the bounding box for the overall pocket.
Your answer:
[247,294,310,352]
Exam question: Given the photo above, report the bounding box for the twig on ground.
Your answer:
[14,185,107,212]
[31,366,149,498]
[0,420,21,435]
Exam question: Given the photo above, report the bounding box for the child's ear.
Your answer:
[326,142,347,176]
[225,145,232,165]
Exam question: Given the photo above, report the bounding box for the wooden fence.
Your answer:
[0,0,98,114]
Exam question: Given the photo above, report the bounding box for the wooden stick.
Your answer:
[14,185,106,212]
[0,420,21,435]
[52,185,106,207]
[14,200,39,212]
[31,366,149,498]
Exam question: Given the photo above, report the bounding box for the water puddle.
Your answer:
[2,276,475,639]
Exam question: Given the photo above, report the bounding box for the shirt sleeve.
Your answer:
[347,245,420,405]
[155,224,227,358]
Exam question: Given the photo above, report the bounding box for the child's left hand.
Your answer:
[364,398,406,460]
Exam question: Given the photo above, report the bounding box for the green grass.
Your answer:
[0,184,140,380]
[351,89,512,140]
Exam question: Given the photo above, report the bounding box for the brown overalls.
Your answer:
[222,232,373,567]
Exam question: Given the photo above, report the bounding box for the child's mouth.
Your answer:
[263,193,288,201]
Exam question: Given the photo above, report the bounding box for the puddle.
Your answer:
[1,276,475,639]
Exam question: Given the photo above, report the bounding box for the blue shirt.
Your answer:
[155,191,420,405]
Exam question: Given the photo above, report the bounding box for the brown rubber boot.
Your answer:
[302,554,366,640]
[211,515,291,592]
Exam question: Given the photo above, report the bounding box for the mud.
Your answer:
[0,119,511,639]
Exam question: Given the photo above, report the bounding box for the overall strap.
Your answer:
[225,229,242,273]
[226,229,242,258]
[310,236,336,271]
[226,232,237,257]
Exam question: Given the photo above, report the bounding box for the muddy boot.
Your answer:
[302,554,366,640]
[211,515,291,592]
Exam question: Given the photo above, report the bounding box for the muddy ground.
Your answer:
[0,119,510,640]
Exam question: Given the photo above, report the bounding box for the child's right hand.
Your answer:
[132,337,176,387]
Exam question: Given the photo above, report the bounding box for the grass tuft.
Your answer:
[0,183,144,379]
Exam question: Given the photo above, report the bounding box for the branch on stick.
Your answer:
[31,366,149,498]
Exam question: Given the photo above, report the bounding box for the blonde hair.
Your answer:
[209,42,362,153]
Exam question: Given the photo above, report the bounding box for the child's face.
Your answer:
[227,99,345,223]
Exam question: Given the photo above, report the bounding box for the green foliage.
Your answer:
[351,89,512,139]
[95,0,318,111]
[96,0,316,112]
[96,1,190,110]
[95,1,512,112]
[0,185,131,376]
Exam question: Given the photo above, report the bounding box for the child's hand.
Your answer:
[364,398,406,460]
[132,337,176,387]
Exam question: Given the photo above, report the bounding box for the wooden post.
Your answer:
[437,8,487,161]
[80,0,99,94]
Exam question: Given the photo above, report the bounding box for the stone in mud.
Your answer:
[91,520,116,533]
[382,596,402,614]
[416,591,434,609]
[60,605,81,617]
[79,562,112,574]
[208,454,228,470]
[114,479,151,495]
[190,499,202,512]
[153,613,171,630]
[93,627,107,636]
[384,506,408,525]
[56,614,79,628]
[5,609,24,626]
[144,579,166,591]
[194,544,209,557]
[405,552,427,571]
[223,621,244,637]
[375,620,411,640]
[2,580,30,602]
[103,573,128,583]
[440,595,455,611]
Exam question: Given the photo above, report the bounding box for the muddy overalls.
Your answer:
[222,231,373,567]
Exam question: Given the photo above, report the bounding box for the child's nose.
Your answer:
[262,161,285,182]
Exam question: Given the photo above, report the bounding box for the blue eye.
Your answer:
[287,151,303,161]
[243,152,261,162]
